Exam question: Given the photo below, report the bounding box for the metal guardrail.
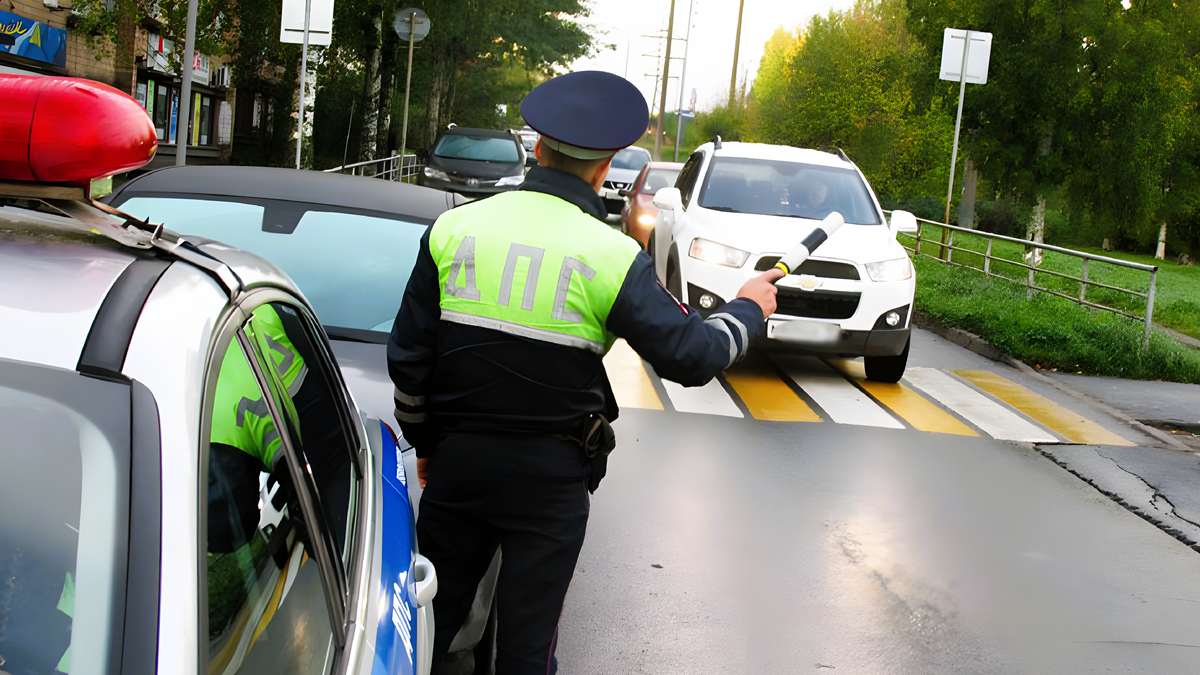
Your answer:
[324,153,424,183]
[887,211,1159,351]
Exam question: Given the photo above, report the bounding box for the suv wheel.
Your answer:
[864,337,909,383]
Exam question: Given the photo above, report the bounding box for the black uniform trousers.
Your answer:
[417,431,591,675]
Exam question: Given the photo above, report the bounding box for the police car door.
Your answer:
[202,295,363,675]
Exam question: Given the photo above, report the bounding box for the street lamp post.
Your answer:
[175,0,198,166]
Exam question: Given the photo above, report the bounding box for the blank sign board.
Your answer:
[939,28,992,84]
[281,0,335,46]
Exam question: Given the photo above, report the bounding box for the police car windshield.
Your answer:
[117,197,429,335]
[0,362,130,674]
[434,134,520,163]
[697,157,882,225]
[610,147,650,171]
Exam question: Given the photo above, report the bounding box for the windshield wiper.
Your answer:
[704,205,742,213]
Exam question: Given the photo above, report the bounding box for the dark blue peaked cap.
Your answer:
[521,71,649,159]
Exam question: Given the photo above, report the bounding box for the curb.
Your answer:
[911,310,1191,451]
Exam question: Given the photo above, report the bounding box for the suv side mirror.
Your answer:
[653,187,683,212]
[890,210,919,234]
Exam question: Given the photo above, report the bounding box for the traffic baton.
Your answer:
[774,211,845,279]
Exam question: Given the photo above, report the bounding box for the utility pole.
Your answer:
[674,0,694,162]
[729,0,745,106]
[175,0,198,165]
[654,0,677,161]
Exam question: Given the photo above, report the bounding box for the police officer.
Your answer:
[387,71,783,674]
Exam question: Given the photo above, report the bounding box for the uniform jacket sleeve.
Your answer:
[387,226,440,457]
[606,251,765,386]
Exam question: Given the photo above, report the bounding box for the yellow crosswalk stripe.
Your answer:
[954,370,1134,446]
[723,353,822,422]
[602,340,663,410]
[857,380,978,436]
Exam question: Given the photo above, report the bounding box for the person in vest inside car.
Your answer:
[387,70,785,675]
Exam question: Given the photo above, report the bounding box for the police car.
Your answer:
[0,75,435,674]
[650,140,921,382]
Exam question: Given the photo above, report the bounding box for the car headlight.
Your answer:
[637,214,656,226]
[424,167,449,181]
[865,257,913,282]
[689,238,750,268]
[497,174,524,187]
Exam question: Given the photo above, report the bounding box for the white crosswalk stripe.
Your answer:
[659,378,744,418]
[773,355,905,429]
[903,367,1058,443]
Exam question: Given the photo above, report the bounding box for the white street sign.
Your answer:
[939,28,992,84]
[281,0,334,45]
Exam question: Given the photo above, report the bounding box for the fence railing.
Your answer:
[323,153,423,183]
[888,212,1159,351]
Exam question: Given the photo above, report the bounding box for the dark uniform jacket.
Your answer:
[387,165,766,457]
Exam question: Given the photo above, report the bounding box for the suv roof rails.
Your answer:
[712,135,722,150]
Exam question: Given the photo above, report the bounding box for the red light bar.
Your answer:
[0,75,157,187]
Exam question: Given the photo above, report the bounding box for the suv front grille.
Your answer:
[603,181,631,191]
[775,288,860,319]
[755,256,860,280]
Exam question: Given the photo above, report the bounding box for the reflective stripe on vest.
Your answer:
[429,191,642,354]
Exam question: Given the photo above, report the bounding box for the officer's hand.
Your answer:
[417,457,431,489]
[736,268,785,318]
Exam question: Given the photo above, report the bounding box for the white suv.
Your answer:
[650,140,920,382]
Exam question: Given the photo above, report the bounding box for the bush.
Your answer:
[913,256,1200,384]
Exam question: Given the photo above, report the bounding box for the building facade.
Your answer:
[0,0,235,171]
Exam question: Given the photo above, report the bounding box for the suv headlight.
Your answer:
[865,257,913,282]
[689,238,750,268]
[497,174,524,187]
[423,167,450,181]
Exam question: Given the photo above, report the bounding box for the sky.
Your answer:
[569,0,856,115]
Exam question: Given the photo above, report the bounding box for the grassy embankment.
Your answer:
[901,225,1200,384]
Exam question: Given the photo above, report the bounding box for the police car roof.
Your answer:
[0,200,304,371]
[108,165,462,219]
[706,142,855,168]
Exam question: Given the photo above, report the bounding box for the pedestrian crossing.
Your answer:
[602,340,1135,446]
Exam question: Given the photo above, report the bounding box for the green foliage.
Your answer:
[749,0,953,204]
[912,256,1200,384]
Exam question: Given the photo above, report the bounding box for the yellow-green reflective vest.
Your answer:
[430,191,642,355]
[210,305,307,470]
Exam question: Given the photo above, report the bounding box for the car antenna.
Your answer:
[835,147,851,163]
[712,135,722,150]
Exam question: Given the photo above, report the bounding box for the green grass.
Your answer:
[909,253,1200,384]
[903,225,1200,341]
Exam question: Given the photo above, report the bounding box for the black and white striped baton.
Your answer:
[773,211,846,278]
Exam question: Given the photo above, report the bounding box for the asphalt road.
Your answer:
[555,333,1200,674]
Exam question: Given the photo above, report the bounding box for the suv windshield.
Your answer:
[434,134,520,163]
[698,157,882,225]
[610,147,651,172]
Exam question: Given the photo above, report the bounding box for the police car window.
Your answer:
[697,157,883,225]
[433,134,520,163]
[204,324,339,675]
[117,197,428,336]
[0,366,130,675]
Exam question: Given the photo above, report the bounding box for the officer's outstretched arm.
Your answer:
[388,227,440,456]
[607,252,766,386]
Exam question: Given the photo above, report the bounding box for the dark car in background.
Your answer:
[418,126,527,198]
[599,145,652,214]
